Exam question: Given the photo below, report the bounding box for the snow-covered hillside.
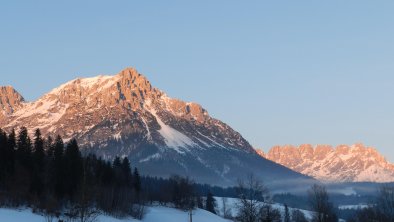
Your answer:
[214,196,314,220]
[0,206,231,222]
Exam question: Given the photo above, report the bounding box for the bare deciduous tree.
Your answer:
[259,204,281,222]
[376,185,394,220]
[307,184,337,222]
[236,174,269,222]
[221,197,232,219]
[291,209,308,222]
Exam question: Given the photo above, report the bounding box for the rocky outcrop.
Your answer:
[258,143,394,182]
[0,86,24,124]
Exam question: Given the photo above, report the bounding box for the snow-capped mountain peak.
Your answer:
[257,143,394,182]
[0,67,311,186]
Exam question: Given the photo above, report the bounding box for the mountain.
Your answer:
[257,143,394,182]
[0,67,312,187]
[0,86,24,122]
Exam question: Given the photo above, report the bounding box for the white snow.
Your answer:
[214,196,314,220]
[6,98,69,132]
[265,144,394,183]
[113,131,122,140]
[0,208,134,222]
[0,206,231,222]
[140,116,152,140]
[139,153,161,163]
[144,206,230,222]
[338,204,370,210]
[148,108,195,153]
[79,75,113,89]
[49,75,114,95]
[197,131,226,149]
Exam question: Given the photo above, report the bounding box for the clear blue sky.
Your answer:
[2,1,394,161]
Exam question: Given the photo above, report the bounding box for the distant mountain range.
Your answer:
[257,143,394,182]
[0,67,311,187]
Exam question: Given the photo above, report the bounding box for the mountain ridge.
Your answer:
[0,67,312,187]
[257,143,394,183]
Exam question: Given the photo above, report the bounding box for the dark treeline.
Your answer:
[347,185,394,222]
[0,127,144,220]
[142,176,239,199]
[0,127,227,220]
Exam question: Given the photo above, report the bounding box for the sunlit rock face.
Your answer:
[0,67,311,186]
[0,86,25,124]
[257,143,394,182]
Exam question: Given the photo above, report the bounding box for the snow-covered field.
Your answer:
[338,204,370,210]
[2,197,352,222]
[0,208,132,222]
[214,196,314,220]
[0,206,231,222]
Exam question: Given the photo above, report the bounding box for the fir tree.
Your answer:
[205,191,216,214]
[31,129,45,195]
[64,139,83,199]
[133,167,141,193]
[45,135,54,158]
[53,135,65,199]
[33,129,45,171]
[16,127,32,168]
[284,204,290,222]
[113,156,121,168]
[0,129,8,183]
[121,157,132,186]
[6,129,16,176]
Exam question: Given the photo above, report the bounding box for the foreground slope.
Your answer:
[0,68,312,186]
[258,143,394,182]
[0,207,231,222]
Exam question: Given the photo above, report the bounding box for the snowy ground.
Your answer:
[0,206,231,222]
[338,204,370,210]
[1,198,352,222]
[214,196,314,220]
[0,208,132,222]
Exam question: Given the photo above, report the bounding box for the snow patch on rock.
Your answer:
[148,108,196,153]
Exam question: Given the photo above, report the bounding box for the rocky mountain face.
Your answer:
[0,68,312,187]
[258,143,394,182]
[0,86,24,122]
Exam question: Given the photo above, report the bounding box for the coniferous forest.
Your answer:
[0,127,147,220]
[0,127,215,221]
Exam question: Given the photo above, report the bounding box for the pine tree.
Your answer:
[113,156,122,187]
[64,139,83,199]
[133,167,141,193]
[53,135,65,199]
[196,196,203,209]
[31,129,45,195]
[0,129,8,184]
[45,135,54,158]
[6,129,16,176]
[16,127,32,168]
[113,156,121,168]
[121,157,132,186]
[284,204,290,222]
[54,135,64,160]
[205,191,216,214]
[33,129,45,171]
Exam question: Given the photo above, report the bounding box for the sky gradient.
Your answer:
[2,1,394,160]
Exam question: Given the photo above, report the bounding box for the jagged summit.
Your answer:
[0,67,309,186]
[0,86,25,120]
[257,143,394,182]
